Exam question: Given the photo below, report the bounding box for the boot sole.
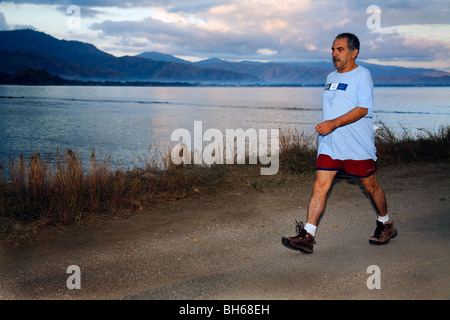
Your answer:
[281,237,313,254]
[369,229,398,245]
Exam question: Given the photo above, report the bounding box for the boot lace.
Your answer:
[293,220,307,238]
[372,222,385,238]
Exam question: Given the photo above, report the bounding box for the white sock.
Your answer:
[304,223,317,237]
[377,214,389,224]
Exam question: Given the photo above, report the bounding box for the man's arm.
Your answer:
[315,106,368,136]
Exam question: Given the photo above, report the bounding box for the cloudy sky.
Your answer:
[1,0,449,71]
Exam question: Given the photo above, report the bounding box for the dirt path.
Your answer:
[1,163,449,300]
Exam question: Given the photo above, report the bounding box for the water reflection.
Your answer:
[0,86,448,176]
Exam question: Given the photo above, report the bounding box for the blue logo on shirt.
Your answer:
[324,83,348,91]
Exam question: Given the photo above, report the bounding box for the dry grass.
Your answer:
[0,148,228,239]
[375,123,450,165]
[277,123,450,173]
[278,128,317,175]
[1,124,449,242]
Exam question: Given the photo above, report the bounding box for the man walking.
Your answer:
[282,33,397,254]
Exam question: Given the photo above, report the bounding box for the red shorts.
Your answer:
[316,154,376,178]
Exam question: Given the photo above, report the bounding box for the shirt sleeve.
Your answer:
[357,68,374,117]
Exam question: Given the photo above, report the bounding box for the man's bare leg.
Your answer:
[360,173,387,217]
[306,170,338,226]
[281,170,337,253]
[361,173,397,244]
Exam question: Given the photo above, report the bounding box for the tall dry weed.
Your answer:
[1,125,448,234]
[375,123,450,164]
[279,128,317,174]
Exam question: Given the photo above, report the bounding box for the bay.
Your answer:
[0,86,449,175]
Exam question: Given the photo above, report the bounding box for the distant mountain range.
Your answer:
[0,29,449,86]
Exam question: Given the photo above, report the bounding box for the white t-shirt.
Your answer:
[318,65,377,161]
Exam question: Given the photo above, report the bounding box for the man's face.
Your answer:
[331,37,358,72]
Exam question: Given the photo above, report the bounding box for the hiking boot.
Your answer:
[281,221,315,254]
[369,221,398,245]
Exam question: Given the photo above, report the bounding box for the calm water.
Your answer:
[1,85,449,174]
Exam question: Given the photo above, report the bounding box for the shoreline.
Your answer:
[1,124,449,245]
[2,83,450,88]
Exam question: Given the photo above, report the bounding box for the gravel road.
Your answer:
[1,163,449,301]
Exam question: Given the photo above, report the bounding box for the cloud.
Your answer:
[257,48,278,56]
[365,31,450,62]
[0,12,9,30]
[89,0,326,60]
[0,10,35,31]
[2,0,450,69]
[87,0,450,66]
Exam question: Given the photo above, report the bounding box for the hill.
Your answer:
[0,68,73,85]
[0,29,259,83]
[0,50,123,80]
[0,29,449,85]
[188,58,450,85]
[0,29,113,67]
[192,59,329,84]
[139,53,450,85]
[136,51,190,64]
[0,68,201,86]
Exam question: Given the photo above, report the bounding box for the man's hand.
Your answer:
[316,107,368,136]
[315,120,338,136]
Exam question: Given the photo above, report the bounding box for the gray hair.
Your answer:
[335,33,360,58]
